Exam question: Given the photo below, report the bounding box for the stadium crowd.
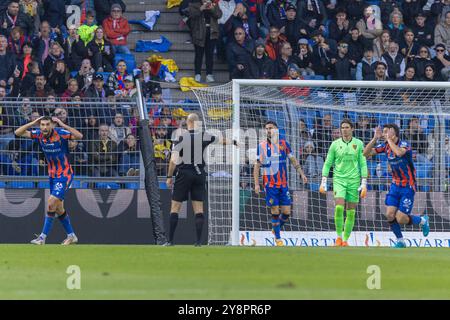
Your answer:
[0,0,449,187]
[0,0,190,182]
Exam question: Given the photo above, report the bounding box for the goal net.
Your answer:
[192,80,450,247]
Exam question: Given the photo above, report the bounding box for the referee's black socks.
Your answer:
[195,213,205,244]
[169,213,179,243]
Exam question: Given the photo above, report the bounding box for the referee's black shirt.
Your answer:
[172,130,217,172]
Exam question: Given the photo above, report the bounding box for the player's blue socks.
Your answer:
[279,213,290,228]
[388,218,403,240]
[58,212,74,235]
[41,212,56,238]
[272,215,281,239]
[408,215,425,225]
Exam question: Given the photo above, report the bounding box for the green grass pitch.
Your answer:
[0,245,449,299]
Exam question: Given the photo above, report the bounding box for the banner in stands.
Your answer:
[0,189,206,245]
[239,231,450,247]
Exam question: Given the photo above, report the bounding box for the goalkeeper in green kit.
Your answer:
[319,119,368,247]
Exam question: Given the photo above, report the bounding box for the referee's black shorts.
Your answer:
[172,168,206,202]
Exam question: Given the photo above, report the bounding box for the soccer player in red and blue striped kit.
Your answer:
[364,123,430,248]
[15,116,83,245]
[253,121,308,246]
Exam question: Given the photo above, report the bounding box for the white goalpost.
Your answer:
[192,80,450,247]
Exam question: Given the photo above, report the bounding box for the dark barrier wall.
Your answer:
[0,189,207,245]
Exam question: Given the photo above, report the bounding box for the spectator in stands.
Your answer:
[43,42,65,78]
[344,27,366,65]
[0,0,33,37]
[47,59,69,95]
[24,73,53,97]
[328,9,352,43]
[138,60,156,99]
[16,97,32,125]
[356,5,383,42]
[283,3,302,50]
[20,0,42,32]
[297,0,327,31]
[412,11,434,48]
[281,63,310,97]
[88,27,115,73]
[78,10,98,46]
[251,38,274,79]
[295,38,315,76]
[400,29,420,65]
[121,74,137,98]
[119,133,139,176]
[435,11,450,49]
[367,60,388,80]
[188,0,223,83]
[274,41,301,79]
[265,26,286,61]
[301,141,324,182]
[17,41,33,77]
[331,41,356,80]
[400,65,417,81]
[381,41,405,79]
[106,59,129,95]
[62,78,82,101]
[373,29,391,59]
[266,0,288,29]
[83,114,99,141]
[64,24,88,72]
[103,3,131,55]
[380,0,399,27]
[68,139,88,176]
[0,35,17,88]
[402,0,428,27]
[85,73,110,99]
[53,107,69,125]
[217,0,236,61]
[433,43,450,80]
[153,125,171,176]
[345,0,367,25]
[311,30,337,78]
[94,0,126,25]
[356,47,378,80]
[226,26,255,79]
[354,114,373,144]
[298,118,312,152]
[413,45,433,79]
[76,58,95,92]
[109,112,131,145]
[42,0,66,30]
[387,11,406,44]
[403,116,428,162]
[33,21,62,65]
[0,86,16,151]
[228,3,259,40]
[313,113,335,157]
[422,63,443,80]
[89,123,118,176]
[8,27,28,57]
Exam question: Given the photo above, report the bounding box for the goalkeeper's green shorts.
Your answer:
[333,179,360,203]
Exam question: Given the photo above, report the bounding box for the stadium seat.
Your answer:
[37,181,50,189]
[95,182,121,190]
[125,183,139,190]
[70,71,78,78]
[115,53,137,71]
[71,179,89,189]
[8,181,35,189]
[0,181,6,188]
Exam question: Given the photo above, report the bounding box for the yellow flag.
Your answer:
[167,0,183,9]
[179,77,207,92]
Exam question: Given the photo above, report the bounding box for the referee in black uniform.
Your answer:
[166,113,235,246]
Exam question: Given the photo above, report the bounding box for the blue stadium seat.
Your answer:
[71,180,89,189]
[95,182,121,190]
[70,71,78,78]
[115,53,137,71]
[37,181,50,189]
[0,181,6,188]
[8,181,35,189]
[159,182,168,189]
[125,183,139,190]
[266,110,286,130]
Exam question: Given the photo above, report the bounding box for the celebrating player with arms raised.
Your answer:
[320,119,368,247]
[254,121,308,246]
[363,123,429,248]
[15,116,83,245]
